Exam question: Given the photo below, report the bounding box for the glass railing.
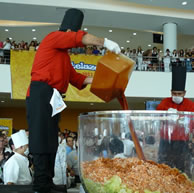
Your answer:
[0,49,10,64]
[131,56,194,72]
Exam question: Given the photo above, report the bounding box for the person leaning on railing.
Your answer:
[29,41,36,51]
[192,48,194,70]
[185,49,192,72]
[0,41,3,63]
[151,47,158,71]
[141,49,152,71]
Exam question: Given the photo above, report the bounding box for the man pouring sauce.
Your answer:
[26,8,120,193]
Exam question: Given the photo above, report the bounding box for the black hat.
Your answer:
[109,137,124,154]
[171,65,186,91]
[59,8,84,32]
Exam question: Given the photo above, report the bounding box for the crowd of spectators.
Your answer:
[0,38,40,51]
[0,37,194,72]
[0,128,80,189]
[0,38,40,64]
[69,45,194,72]
[0,128,143,187]
[1,125,194,188]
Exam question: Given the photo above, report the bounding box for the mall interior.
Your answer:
[0,1,194,192]
[0,0,193,131]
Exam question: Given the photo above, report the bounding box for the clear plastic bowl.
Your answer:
[78,110,194,193]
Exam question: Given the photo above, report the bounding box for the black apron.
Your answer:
[158,139,190,173]
[26,81,59,154]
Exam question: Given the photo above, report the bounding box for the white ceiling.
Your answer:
[0,0,194,50]
[119,0,194,10]
[0,0,193,35]
[1,25,194,51]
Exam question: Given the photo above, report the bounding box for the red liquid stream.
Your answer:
[117,93,146,161]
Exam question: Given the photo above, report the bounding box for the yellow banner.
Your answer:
[10,50,35,100]
[10,51,103,102]
[0,118,13,136]
[65,54,102,102]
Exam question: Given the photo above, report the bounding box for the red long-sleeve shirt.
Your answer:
[27,30,87,96]
[157,97,194,112]
[157,97,194,141]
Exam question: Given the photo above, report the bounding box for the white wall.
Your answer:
[125,71,194,99]
[0,64,12,94]
[1,64,193,100]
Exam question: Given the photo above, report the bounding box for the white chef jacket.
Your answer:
[122,139,134,157]
[3,152,32,185]
[3,42,11,50]
[114,153,127,159]
[53,139,67,185]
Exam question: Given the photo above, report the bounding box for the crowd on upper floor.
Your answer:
[0,38,194,72]
[0,38,40,64]
[0,38,40,51]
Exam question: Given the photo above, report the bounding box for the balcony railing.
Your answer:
[0,49,193,72]
[0,49,10,64]
[131,56,194,72]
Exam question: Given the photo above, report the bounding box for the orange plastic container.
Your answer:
[90,51,135,102]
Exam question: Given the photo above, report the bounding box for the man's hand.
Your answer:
[82,34,120,54]
[7,182,15,185]
[103,38,121,54]
[168,108,179,121]
[168,108,178,113]
[83,77,93,85]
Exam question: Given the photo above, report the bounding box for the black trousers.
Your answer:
[26,81,60,193]
[158,139,191,176]
[26,81,59,154]
[32,153,56,193]
[75,175,81,183]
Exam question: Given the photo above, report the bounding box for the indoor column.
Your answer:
[163,23,177,53]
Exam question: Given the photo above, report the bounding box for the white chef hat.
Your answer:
[121,132,125,139]
[11,130,28,149]
[94,128,99,136]
[103,129,107,137]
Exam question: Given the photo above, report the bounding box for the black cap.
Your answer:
[172,65,186,91]
[59,8,84,32]
[109,137,124,154]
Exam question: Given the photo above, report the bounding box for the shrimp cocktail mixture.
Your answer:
[82,157,194,193]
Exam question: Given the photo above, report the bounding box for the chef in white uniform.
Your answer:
[53,138,67,186]
[121,132,135,157]
[3,130,32,185]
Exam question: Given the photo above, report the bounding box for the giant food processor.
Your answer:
[78,52,194,193]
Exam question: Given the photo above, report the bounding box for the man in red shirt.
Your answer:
[26,8,121,193]
[157,65,194,177]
